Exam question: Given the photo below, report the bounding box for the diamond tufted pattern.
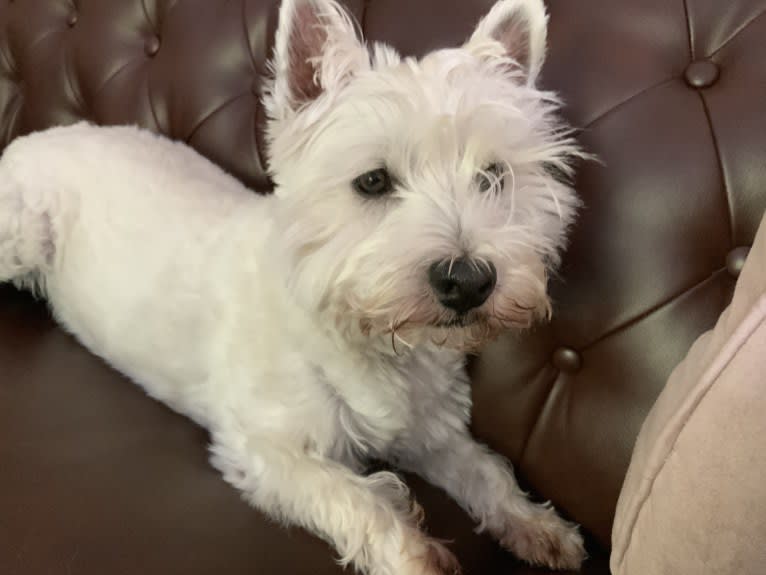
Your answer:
[0,0,283,189]
[1,1,765,574]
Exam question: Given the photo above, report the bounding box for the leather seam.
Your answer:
[2,94,23,146]
[241,0,259,72]
[516,365,563,466]
[93,58,143,96]
[709,6,766,58]
[140,0,157,32]
[0,41,16,77]
[697,91,734,246]
[25,27,58,55]
[63,45,87,113]
[145,74,162,132]
[184,90,250,144]
[681,0,693,59]
[582,76,677,130]
[580,268,726,353]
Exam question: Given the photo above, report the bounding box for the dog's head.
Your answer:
[264,0,581,352]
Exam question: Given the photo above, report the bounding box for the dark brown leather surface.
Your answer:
[1,0,765,573]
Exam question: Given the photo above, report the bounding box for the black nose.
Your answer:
[428,257,497,314]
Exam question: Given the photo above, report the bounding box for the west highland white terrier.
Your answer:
[0,0,586,572]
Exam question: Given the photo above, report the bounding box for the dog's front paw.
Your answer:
[495,504,586,571]
[399,535,462,575]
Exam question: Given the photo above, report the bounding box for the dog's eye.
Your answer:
[477,163,505,193]
[353,168,393,198]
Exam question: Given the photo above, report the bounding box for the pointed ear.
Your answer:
[268,0,369,118]
[467,0,549,84]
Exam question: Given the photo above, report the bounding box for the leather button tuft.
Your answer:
[145,36,161,57]
[726,246,750,278]
[552,347,582,373]
[251,78,260,97]
[67,11,78,27]
[684,60,719,89]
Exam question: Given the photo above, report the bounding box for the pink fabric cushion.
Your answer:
[611,214,766,574]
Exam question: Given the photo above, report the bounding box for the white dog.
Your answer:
[0,0,586,572]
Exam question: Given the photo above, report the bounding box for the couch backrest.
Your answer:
[1,0,764,547]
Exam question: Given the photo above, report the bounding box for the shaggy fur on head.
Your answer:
[0,1,586,573]
[265,0,581,353]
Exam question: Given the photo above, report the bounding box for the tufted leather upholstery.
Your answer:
[1,1,764,574]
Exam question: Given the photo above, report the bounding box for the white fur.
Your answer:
[468,0,549,85]
[0,1,586,573]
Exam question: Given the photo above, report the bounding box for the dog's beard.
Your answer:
[392,297,549,353]
[345,273,551,353]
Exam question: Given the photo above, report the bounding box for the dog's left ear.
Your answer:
[467,0,549,85]
[268,0,369,119]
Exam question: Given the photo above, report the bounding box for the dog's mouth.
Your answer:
[434,314,478,328]
[350,285,551,352]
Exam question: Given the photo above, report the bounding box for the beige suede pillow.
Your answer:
[611,214,766,575]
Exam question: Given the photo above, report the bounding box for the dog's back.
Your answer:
[0,122,270,424]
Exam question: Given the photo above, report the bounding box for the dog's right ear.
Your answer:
[268,0,369,119]
[467,0,549,85]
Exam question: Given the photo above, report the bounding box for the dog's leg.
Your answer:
[0,172,54,286]
[391,414,586,571]
[209,434,460,575]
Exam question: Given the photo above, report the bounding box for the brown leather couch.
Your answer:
[1,1,764,574]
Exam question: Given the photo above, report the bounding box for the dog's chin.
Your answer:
[346,290,551,352]
[434,315,477,328]
[426,314,531,352]
[382,307,544,353]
